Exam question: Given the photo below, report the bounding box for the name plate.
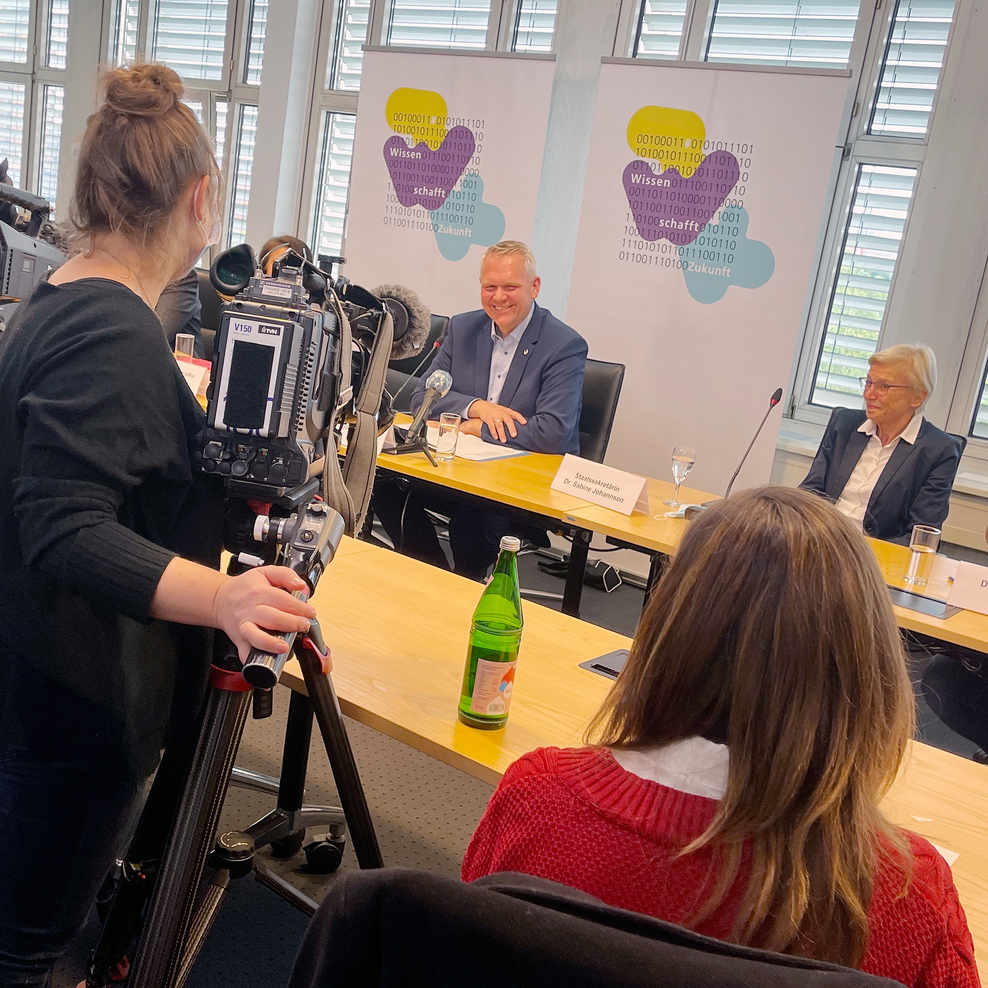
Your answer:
[176,355,211,398]
[550,454,649,516]
[946,560,988,615]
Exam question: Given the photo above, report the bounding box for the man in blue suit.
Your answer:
[374,241,588,579]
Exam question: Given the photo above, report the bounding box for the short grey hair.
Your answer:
[869,344,937,398]
[481,240,537,281]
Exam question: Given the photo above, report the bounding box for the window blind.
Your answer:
[327,0,370,91]
[870,0,955,138]
[811,164,916,408]
[387,0,491,49]
[706,0,862,68]
[634,0,688,59]
[152,0,228,81]
[313,111,356,255]
[0,0,30,64]
[513,0,556,52]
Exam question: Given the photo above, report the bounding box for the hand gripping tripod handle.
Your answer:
[242,588,310,689]
[242,500,344,689]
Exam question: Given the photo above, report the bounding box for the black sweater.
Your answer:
[0,278,224,774]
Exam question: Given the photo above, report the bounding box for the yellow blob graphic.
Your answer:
[385,88,449,150]
[627,106,706,178]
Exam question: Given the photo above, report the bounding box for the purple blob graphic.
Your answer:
[383,125,476,210]
[622,151,740,247]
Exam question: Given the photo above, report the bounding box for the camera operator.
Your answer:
[0,64,316,986]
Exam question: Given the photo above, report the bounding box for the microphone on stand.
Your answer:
[405,368,453,442]
[383,368,453,467]
[689,388,783,517]
[390,341,441,408]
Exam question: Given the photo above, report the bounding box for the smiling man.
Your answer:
[799,344,963,542]
[374,241,588,579]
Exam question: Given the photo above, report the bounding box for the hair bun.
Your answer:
[102,63,184,118]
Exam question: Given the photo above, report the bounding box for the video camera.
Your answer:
[200,242,415,535]
[0,183,66,331]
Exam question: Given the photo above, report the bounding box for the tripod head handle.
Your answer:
[242,500,345,689]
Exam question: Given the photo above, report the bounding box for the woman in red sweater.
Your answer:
[463,487,980,988]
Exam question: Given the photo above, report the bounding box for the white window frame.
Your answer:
[0,1,68,202]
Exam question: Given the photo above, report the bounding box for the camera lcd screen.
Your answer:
[225,340,274,430]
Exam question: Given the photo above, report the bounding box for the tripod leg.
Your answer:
[126,684,252,988]
[299,654,384,869]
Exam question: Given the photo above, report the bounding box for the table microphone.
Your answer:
[692,388,783,515]
[390,341,441,407]
[405,368,453,442]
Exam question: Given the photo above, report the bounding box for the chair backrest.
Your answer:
[196,267,224,362]
[580,358,625,463]
[388,313,449,376]
[287,868,902,988]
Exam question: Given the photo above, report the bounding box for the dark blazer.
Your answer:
[799,407,963,542]
[410,302,588,455]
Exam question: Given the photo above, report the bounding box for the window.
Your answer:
[386,0,492,48]
[327,0,371,91]
[633,0,689,59]
[107,0,267,251]
[869,0,955,137]
[227,103,258,247]
[152,0,229,81]
[38,83,63,204]
[810,165,917,408]
[311,112,356,256]
[704,0,863,68]
[0,81,26,186]
[0,0,31,63]
[513,0,556,52]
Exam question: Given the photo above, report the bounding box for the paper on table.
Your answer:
[932,842,960,867]
[425,426,529,462]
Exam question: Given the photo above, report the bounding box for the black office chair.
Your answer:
[386,313,450,413]
[287,868,901,988]
[578,358,625,463]
[197,267,224,363]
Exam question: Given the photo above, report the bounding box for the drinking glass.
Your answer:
[903,525,940,588]
[660,446,696,514]
[436,412,461,463]
[173,333,196,361]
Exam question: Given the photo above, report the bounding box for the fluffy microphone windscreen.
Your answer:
[374,283,431,360]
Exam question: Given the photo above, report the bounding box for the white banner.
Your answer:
[344,48,555,319]
[567,60,847,495]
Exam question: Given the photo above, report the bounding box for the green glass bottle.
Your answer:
[457,535,524,730]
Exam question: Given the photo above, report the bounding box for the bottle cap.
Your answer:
[499,535,521,552]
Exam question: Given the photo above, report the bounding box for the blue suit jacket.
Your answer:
[799,407,963,542]
[410,303,588,455]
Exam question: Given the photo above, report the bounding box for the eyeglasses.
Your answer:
[858,378,913,396]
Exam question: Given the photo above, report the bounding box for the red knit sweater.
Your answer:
[462,747,980,988]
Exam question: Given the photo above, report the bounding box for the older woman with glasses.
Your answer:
[799,343,963,542]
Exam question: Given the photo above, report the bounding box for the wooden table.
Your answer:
[376,433,718,614]
[284,536,988,959]
[376,427,988,654]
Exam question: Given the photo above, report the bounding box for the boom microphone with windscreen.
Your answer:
[373,283,431,360]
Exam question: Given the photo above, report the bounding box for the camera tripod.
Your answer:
[85,497,383,988]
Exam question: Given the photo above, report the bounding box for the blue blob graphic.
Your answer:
[678,206,775,304]
[430,173,505,262]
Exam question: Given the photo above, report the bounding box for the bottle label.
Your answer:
[470,658,517,717]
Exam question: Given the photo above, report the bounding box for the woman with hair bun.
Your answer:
[0,64,316,984]
[463,487,980,988]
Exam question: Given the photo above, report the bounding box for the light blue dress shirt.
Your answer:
[464,303,535,416]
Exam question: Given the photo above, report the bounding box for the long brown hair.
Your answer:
[588,487,914,966]
[72,63,217,245]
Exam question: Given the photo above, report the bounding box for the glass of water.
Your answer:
[436,412,461,463]
[660,445,696,514]
[903,525,940,588]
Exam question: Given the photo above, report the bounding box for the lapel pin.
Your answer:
[523,348,529,355]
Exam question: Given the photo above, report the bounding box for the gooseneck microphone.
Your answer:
[723,387,784,499]
[405,368,453,442]
[390,340,441,407]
